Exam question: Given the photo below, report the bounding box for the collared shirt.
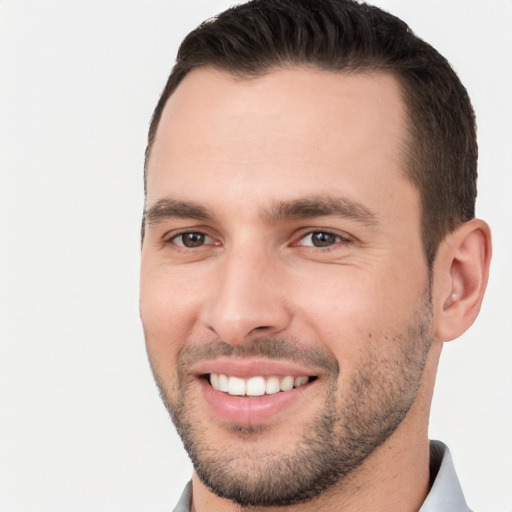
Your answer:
[172,441,472,512]
[420,441,472,512]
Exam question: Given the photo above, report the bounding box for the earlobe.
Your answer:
[434,219,492,342]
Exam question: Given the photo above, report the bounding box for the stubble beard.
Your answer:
[150,289,433,508]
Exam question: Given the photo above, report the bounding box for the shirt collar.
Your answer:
[420,440,472,512]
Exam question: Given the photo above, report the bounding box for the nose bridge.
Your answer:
[201,237,291,344]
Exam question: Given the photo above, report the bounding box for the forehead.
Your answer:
[146,67,414,219]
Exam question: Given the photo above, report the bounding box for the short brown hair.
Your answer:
[144,0,477,267]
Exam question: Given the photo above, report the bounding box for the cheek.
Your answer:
[290,264,426,361]
[140,264,203,370]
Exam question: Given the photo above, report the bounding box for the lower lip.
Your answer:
[199,378,313,425]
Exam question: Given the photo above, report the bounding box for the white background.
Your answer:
[0,1,510,511]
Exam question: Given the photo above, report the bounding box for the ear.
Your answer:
[433,219,492,342]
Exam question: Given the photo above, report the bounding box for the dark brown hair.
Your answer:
[144,0,477,267]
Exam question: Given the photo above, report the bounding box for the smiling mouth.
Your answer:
[207,373,316,397]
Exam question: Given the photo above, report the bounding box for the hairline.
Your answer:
[145,63,417,190]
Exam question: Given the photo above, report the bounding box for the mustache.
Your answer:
[177,337,340,374]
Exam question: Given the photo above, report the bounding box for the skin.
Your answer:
[140,67,491,511]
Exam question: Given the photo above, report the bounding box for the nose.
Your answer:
[200,243,293,345]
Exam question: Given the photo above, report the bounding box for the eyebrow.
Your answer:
[264,195,380,227]
[144,199,213,225]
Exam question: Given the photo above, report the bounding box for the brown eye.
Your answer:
[311,232,338,247]
[173,232,208,247]
[298,231,342,248]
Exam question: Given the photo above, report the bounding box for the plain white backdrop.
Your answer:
[0,1,510,511]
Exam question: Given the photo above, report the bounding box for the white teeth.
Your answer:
[218,373,229,392]
[294,376,308,387]
[210,373,219,389]
[246,376,266,396]
[209,373,310,396]
[280,375,294,391]
[265,376,281,395]
[228,376,246,396]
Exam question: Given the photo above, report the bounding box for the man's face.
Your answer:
[140,68,434,506]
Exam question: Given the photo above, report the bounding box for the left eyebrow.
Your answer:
[263,195,380,227]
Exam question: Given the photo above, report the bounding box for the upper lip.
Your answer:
[192,357,319,379]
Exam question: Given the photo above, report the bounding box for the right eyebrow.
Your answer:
[144,199,213,225]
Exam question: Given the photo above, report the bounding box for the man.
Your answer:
[139,0,492,510]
